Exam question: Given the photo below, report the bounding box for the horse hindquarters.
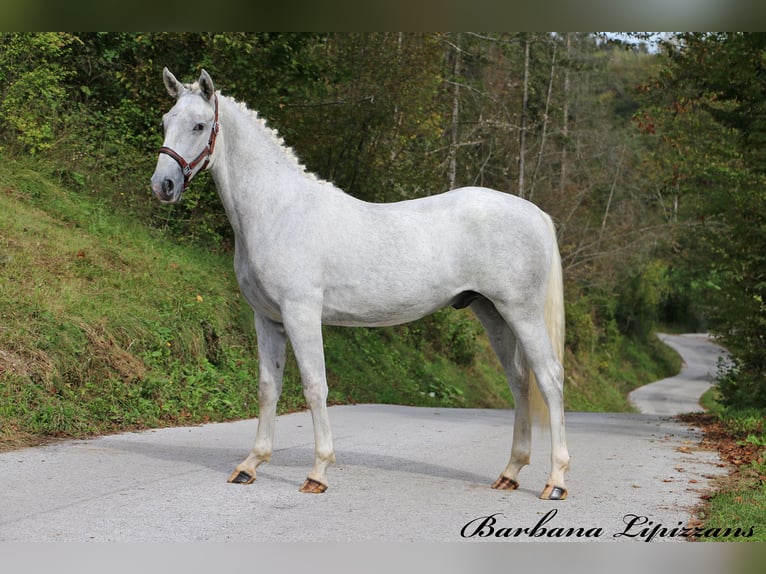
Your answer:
[472,212,569,500]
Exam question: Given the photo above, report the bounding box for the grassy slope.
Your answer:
[0,156,678,450]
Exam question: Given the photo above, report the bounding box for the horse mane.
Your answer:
[189,83,325,185]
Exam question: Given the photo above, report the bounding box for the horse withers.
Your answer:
[151,69,570,500]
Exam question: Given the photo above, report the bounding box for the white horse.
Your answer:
[151,69,570,500]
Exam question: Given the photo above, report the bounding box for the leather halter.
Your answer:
[158,94,219,190]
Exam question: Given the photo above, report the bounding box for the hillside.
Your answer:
[0,156,679,450]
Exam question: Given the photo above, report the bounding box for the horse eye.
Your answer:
[193,123,205,132]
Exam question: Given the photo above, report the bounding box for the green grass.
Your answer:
[699,484,766,541]
[692,390,766,542]
[0,154,681,450]
[562,334,682,412]
[0,159,262,443]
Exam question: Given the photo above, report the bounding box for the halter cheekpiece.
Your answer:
[158,94,219,190]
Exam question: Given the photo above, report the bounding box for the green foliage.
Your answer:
[697,485,766,542]
[284,33,447,202]
[715,357,766,412]
[638,33,766,408]
[401,308,484,367]
[0,33,76,153]
[615,260,670,341]
[564,295,598,354]
[0,157,262,439]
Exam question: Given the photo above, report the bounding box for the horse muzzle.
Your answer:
[150,172,184,204]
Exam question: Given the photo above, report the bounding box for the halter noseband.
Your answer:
[158,94,219,190]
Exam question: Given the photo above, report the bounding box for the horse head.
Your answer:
[151,68,219,203]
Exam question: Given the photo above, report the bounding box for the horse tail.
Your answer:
[525,212,565,426]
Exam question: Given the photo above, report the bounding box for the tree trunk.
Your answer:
[559,33,571,196]
[529,39,556,202]
[518,34,530,198]
[448,33,462,190]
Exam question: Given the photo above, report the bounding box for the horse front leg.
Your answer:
[228,313,287,485]
[281,301,335,493]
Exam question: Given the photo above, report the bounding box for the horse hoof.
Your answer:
[228,470,256,484]
[540,484,567,500]
[299,478,328,493]
[491,476,519,491]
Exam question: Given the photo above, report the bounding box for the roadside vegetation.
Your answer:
[683,390,766,542]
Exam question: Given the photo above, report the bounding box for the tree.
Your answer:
[286,33,446,202]
[639,33,766,408]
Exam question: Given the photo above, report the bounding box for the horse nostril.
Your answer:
[164,179,174,193]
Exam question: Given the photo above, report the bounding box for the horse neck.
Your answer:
[210,95,318,238]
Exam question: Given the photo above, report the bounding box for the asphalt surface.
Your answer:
[629,333,728,415]
[0,334,730,542]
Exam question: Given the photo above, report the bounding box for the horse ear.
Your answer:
[199,69,216,102]
[163,67,185,99]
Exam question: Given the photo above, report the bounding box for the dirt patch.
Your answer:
[0,426,59,453]
[80,323,146,382]
[0,347,55,382]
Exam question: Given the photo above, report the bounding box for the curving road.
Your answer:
[0,334,732,542]
[629,333,728,416]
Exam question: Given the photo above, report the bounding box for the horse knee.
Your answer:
[258,381,281,405]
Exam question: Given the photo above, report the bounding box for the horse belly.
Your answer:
[320,253,469,327]
[320,289,454,327]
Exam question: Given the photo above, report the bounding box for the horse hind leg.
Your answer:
[501,311,570,501]
[470,298,533,493]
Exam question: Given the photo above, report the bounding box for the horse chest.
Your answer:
[233,251,283,320]
[233,243,323,323]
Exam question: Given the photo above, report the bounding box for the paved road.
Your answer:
[0,335,730,542]
[629,333,727,415]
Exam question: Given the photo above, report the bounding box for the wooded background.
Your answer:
[1,32,763,410]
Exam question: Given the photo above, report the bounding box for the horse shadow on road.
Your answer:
[97,435,495,490]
